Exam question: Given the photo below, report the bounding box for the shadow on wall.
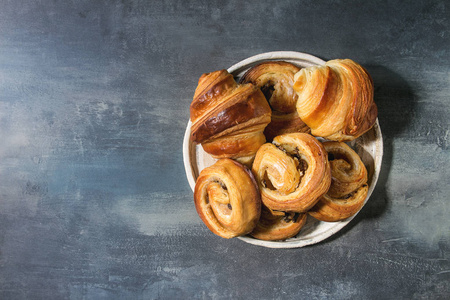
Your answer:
[321,64,416,244]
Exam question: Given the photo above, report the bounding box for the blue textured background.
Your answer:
[0,1,449,299]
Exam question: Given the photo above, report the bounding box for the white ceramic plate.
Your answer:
[183,51,383,248]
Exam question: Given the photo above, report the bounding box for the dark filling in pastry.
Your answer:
[293,147,308,175]
[283,212,301,223]
[261,82,275,102]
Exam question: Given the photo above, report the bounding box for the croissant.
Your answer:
[194,158,261,239]
[309,141,369,222]
[240,61,310,141]
[190,69,272,164]
[250,204,307,241]
[251,133,331,213]
[293,59,377,141]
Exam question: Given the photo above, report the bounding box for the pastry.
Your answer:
[309,141,369,222]
[293,59,377,141]
[250,204,307,241]
[190,69,272,165]
[240,61,310,141]
[194,158,261,239]
[251,132,331,212]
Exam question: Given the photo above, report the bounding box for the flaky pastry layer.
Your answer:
[252,133,331,213]
[309,141,369,222]
[190,70,271,163]
[194,159,261,239]
[240,61,310,141]
[293,59,377,141]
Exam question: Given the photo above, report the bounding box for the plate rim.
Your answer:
[183,51,383,248]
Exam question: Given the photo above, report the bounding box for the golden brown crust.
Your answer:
[194,159,261,239]
[240,61,310,141]
[293,59,377,141]
[250,205,307,241]
[251,133,331,213]
[309,141,369,222]
[190,70,272,162]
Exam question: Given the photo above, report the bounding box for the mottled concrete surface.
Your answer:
[0,0,449,299]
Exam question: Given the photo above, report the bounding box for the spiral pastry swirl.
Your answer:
[309,141,369,222]
[240,61,310,141]
[194,158,261,239]
[252,133,331,212]
[293,59,377,141]
[250,204,307,241]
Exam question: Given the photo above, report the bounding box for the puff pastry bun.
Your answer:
[250,204,307,241]
[252,133,331,213]
[190,70,271,164]
[293,59,377,141]
[240,61,310,141]
[194,158,261,239]
[309,141,369,222]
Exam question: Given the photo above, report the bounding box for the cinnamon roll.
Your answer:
[240,61,309,141]
[190,69,272,165]
[309,141,369,222]
[251,133,331,212]
[293,59,377,141]
[194,158,261,239]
